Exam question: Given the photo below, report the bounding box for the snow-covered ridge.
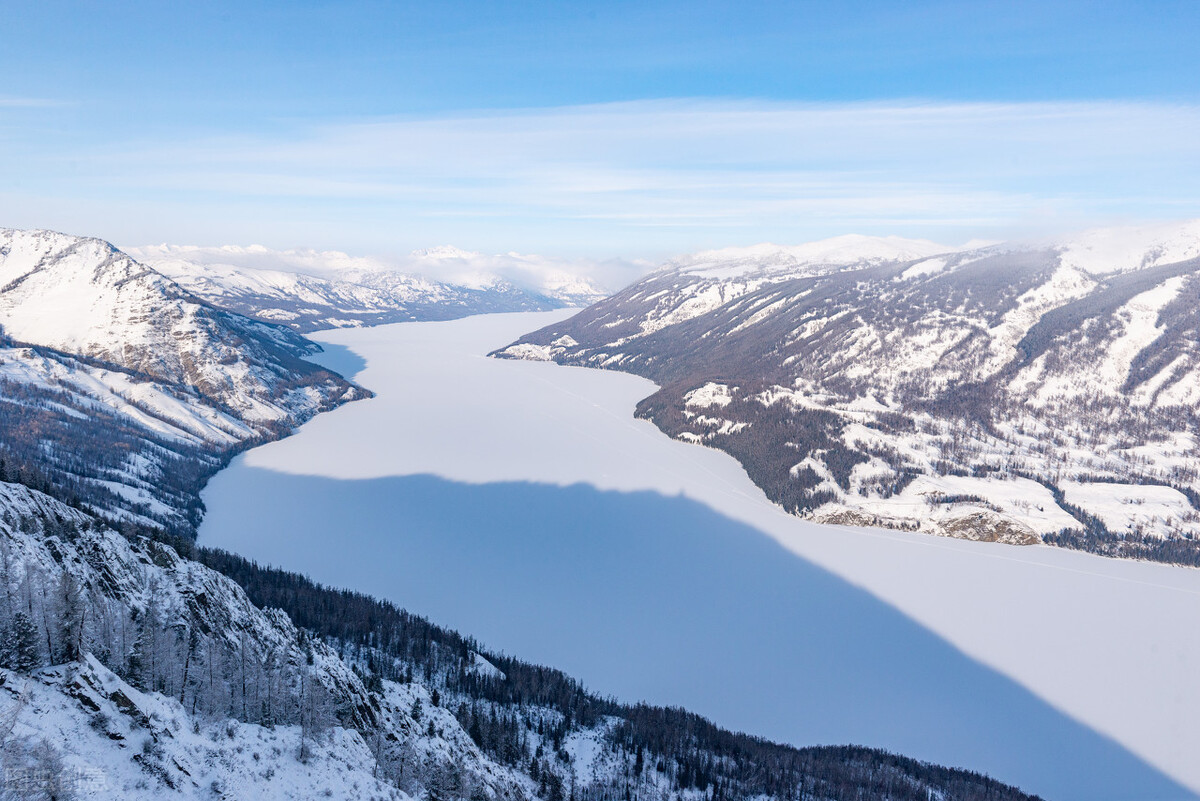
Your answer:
[129,243,620,331]
[1056,219,1200,275]
[672,234,956,278]
[500,219,1200,557]
[0,228,364,530]
[0,228,356,424]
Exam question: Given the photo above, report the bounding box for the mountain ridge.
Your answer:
[129,243,615,332]
[497,220,1200,563]
[0,228,367,533]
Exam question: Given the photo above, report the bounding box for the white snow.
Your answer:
[683,382,734,408]
[1061,481,1196,539]
[0,347,252,446]
[675,235,954,279]
[1096,275,1186,388]
[0,228,347,427]
[1,660,407,801]
[1057,219,1200,275]
[200,312,1200,801]
[899,257,948,280]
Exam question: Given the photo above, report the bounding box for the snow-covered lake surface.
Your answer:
[200,311,1200,801]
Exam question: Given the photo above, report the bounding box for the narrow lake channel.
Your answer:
[199,311,1200,800]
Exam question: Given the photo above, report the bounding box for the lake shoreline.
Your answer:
[198,311,1200,800]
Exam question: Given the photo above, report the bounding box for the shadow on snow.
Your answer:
[200,469,1196,801]
[306,340,369,381]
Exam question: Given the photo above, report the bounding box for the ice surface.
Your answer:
[200,312,1200,800]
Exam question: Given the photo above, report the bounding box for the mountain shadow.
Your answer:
[306,340,370,380]
[199,469,1197,801]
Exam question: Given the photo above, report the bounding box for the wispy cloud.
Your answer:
[0,95,65,108]
[6,99,1200,257]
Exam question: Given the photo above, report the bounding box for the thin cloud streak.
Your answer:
[0,96,65,108]
[7,99,1200,256]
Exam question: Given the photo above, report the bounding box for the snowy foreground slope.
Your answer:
[130,244,611,333]
[498,223,1200,563]
[0,228,365,532]
[0,479,1037,800]
[0,480,525,800]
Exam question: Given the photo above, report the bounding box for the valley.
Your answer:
[6,6,1196,798]
[200,311,1200,800]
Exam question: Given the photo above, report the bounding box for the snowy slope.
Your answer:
[0,228,365,531]
[0,229,358,424]
[498,221,1200,558]
[130,244,613,332]
[0,480,531,801]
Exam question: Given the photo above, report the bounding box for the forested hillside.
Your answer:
[499,224,1200,565]
[0,474,1039,801]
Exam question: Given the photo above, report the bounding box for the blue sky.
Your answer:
[2,0,1198,259]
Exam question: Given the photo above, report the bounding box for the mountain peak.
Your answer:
[409,244,482,261]
[671,234,956,278]
[1055,218,1200,275]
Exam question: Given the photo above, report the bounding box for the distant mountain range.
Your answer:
[497,221,1200,565]
[129,243,614,332]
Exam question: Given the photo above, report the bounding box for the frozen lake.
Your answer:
[200,311,1200,800]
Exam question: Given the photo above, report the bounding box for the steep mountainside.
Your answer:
[131,244,611,333]
[498,224,1200,564]
[0,479,1039,800]
[0,229,364,532]
[0,480,534,801]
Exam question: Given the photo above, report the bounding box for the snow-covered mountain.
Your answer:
[0,480,535,801]
[497,223,1200,564]
[129,244,615,332]
[0,228,365,532]
[0,225,1045,799]
[0,479,1038,800]
[0,229,358,425]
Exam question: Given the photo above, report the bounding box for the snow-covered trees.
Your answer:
[2,612,40,673]
[0,480,1039,801]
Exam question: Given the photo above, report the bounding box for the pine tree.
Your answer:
[55,572,84,663]
[127,613,149,689]
[9,611,41,672]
